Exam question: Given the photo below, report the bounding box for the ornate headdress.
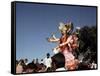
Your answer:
[59,22,73,33]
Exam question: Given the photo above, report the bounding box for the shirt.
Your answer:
[43,57,52,68]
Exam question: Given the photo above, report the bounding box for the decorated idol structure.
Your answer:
[48,21,80,71]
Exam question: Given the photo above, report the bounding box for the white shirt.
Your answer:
[91,62,97,69]
[43,57,52,68]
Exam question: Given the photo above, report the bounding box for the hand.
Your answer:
[56,46,59,49]
[46,38,52,42]
[59,43,65,47]
[52,46,59,51]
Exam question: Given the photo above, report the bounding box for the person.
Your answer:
[16,60,19,68]
[16,59,24,73]
[36,58,39,64]
[48,22,79,70]
[26,59,37,73]
[43,53,52,71]
[24,58,28,65]
[91,61,97,69]
[38,65,47,72]
[22,59,28,73]
[40,59,44,65]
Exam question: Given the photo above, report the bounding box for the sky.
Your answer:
[16,2,97,62]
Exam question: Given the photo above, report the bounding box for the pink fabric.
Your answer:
[59,35,75,68]
[62,48,75,64]
[16,64,23,73]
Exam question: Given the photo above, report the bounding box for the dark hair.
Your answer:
[47,53,50,56]
[46,53,50,58]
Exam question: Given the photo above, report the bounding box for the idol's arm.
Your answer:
[59,35,72,47]
[48,38,60,42]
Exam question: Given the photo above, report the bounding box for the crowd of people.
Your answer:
[16,53,97,74]
[16,53,53,74]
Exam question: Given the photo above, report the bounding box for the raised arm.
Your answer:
[47,37,60,42]
[59,35,72,47]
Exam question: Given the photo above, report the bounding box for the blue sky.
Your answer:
[16,2,97,62]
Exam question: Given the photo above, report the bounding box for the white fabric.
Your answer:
[43,57,52,68]
[56,67,66,71]
[16,64,23,73]
[53,48,60,54]
[40,60,43,64]
[91,63,97,69]
[63,50,75,62]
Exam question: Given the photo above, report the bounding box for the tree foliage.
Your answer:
[76,25,97,63]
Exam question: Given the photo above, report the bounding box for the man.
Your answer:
[24,58,28,65]
[26,59,37,73]
[43,53,52,71]
[91,61,97,69]
[16,59,24,73]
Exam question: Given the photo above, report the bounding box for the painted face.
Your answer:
[61,30,66,34]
